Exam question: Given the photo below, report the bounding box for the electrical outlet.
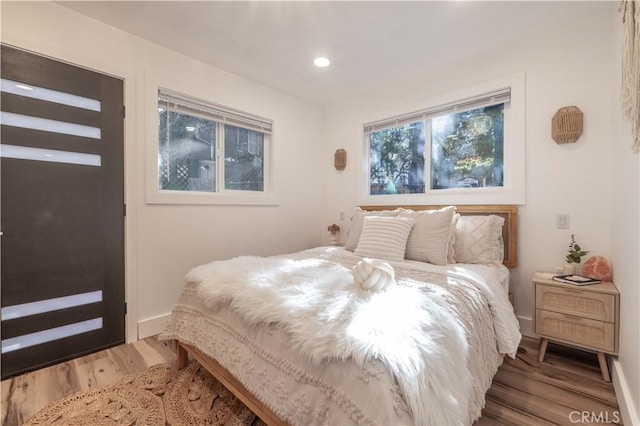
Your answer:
[556,214,570,229]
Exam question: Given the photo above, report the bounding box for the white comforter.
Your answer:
[161,247,521,425]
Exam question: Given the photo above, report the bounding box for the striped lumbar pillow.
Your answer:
[344,207,400,251]
[354,216,414,262]
[401,206,456,266]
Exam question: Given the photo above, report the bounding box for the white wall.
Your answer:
[323,5,616,332]
[610,6,640,425]
[1,1,325,340]
[324,4,640,421]
[3,1,637,420]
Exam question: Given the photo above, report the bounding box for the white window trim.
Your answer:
[357,73,526,206]
[145,78,277,205]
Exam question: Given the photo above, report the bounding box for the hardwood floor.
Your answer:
[475,337,622,425]
[1,336,621,425]
[1,338,176,426]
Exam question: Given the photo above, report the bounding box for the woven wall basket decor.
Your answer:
[552,106,583,144]
[334,148,347,170]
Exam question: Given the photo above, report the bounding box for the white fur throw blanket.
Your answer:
[352,258,396,292]
[191,255,473,425]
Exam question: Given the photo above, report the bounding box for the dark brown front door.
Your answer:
[0,45,125,379]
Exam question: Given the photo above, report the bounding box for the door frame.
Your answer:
[0,40,140,344]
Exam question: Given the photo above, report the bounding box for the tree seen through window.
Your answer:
[431,104,504,189]
[368,103,504,195]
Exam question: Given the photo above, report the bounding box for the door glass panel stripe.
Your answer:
[0,78,101,112]
[1,318,103,354]
[0,111,101,139]
[1,291,103,321]
[0,144,101,166]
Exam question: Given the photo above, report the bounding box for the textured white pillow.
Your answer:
[354,216,414,261]
[400,206,456,265]
[447,213,460,264]
[453,215,505,264]
[344,207,400,251]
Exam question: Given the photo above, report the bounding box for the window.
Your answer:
[365,88,509,196]
[361,73,526,206]
[431,103,504,190]
[157,89,271,195]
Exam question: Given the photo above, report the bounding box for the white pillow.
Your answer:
[344,207,400,251]
[453,215,505,264]
[399,206,456,265]
[354,216,414,261]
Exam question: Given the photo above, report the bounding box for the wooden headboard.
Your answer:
[360,205,518,269]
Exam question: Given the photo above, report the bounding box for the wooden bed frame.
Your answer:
[175,204,519,426]
[177,342,286,425]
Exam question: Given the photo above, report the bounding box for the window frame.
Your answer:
[146,83,276,205]
[358,73,525,206]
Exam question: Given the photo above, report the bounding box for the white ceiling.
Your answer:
[59,1,610,106]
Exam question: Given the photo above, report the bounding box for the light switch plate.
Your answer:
[557,214,570,229]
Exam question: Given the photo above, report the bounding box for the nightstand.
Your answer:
[532,275,619,382]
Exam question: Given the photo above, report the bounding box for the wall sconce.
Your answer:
[552,106,583,144]
[334,149,347,170]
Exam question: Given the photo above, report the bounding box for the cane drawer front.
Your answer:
[535,309,615,353]
[535,284,615,323]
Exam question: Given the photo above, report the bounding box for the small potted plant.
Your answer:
[327,224,340,245]
[563,234,589,274]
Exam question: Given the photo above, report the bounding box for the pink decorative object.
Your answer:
[582,256,612,281]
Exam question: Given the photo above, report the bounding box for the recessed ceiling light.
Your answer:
[313,57,330,68]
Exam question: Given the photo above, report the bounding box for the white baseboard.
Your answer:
[611,358,640,426]
[518,315,534,337]
[137,313,171,339]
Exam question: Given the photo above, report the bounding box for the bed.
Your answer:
[158,205,521,425]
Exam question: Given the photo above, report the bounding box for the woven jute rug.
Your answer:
[24,360,264,426]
